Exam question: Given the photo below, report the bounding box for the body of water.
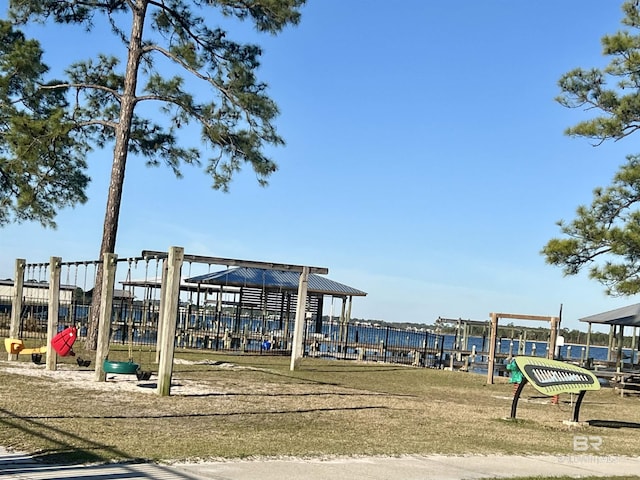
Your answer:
[442,334,638,365]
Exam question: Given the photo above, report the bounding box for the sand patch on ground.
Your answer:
[0,359,236,396]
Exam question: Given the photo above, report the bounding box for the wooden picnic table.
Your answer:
[610,372,640,397]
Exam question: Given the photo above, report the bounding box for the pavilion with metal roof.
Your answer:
[186,267,367,297]
[579,304,640,328]
[579,304,640,369]
[185,267,367,333]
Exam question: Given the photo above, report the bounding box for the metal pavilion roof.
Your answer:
[120,277,235,294]
[186,267,367,297]
[579,303,640,327]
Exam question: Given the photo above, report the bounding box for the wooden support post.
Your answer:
[46,257,61,371]
[242,324,249,352]
[608,325,615,362]
[8,259,25,361]
[548,317,558,360]
[519,331,527,355]
[617,325,625,372]
[95,253,118,382]
[157,246,184,396]
[462,322,469,351]
[290,266,309,371]
[155,258,168,364]
[314,295,324,334]
[487,313,498,385]
[585,322,592,365]
[337,297,347,350]
[282,293,290,350]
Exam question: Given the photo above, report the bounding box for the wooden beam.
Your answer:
[95,253,118,382]
[493,313,554,322]
[157,247,184,396]
[585,322,592,361]
[617,325,625,373]
[141,250,328,275]
[290,266,309,371]
[548,317,559,360]
[487,313,498,385]
[155,258,168,364]
[8,259,25,361]
[436,317,489,326]
[46,257,61,371]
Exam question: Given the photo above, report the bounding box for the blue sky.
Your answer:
[1,1,637,332]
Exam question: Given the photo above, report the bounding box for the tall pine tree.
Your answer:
[5,0,305,348]
[0,20,90,227]
[543,1,640,296]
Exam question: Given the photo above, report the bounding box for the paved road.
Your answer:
[2,447,639,479]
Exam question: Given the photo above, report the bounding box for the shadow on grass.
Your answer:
[1,404,391,421]
[135,380,414,397]
[0,407,124,464]
[1,461,204,480]
[588,419,640,429]
[223,363,421,395]
[0,408,210,478]
[292,365,413,374]
[180,391,400,398]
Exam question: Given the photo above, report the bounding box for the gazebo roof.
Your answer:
[579,303,640,327]
[186,267,367,298]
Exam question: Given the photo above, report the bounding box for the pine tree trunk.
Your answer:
[85,1,148,350]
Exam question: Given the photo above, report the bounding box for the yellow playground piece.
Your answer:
[4,338,48,355]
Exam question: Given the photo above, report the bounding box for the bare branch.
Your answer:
[39,82,121,101]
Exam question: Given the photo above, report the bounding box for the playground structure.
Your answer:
[4,249,586,397]
[0,250,448,385]
[2,247,357,395]
[486,312,559,384]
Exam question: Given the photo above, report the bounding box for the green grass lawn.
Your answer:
[1,347,639,465]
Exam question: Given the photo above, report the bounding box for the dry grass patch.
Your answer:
[0,348,639,464]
